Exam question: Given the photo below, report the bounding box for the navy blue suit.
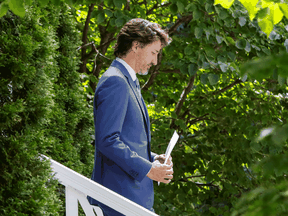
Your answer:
[88,59,157,215]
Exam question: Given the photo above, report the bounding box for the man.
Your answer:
[88,18,173,215]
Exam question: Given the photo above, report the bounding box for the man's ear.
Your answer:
[131,41,139,53]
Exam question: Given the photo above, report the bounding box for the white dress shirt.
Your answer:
[116,57,137,81]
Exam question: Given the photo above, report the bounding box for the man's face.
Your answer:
[134,40,162,75]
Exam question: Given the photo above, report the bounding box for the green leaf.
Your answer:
[184,46,193,55]
[177,2,185,13]
[90,75,98,83]
[258,7,269,19]
[240,56,275,80]
[226,36,235,45]
[208,74,219,85]
[219,10,229,20]
[227,52,236,61]
[200,73,208,84]
[261,47,271,55]
[180,64,188,75]
[279,3,288,19]
[105,0,114,8]
[38,0,50,7]
[188,64,197,76]
[114,10,123,18]
[245,41,251,52]
[272,125,288,145]
[104,9,113,17]
[219,62,228,72]
[239,17,246,26]
[205,46,216,58]
[115,18,125,27]
[205,3,214,13]
[97,12,105,24]
[8,0,25,17]
[186,3,197,12]
[51,0,62,6]
[170,3,178,14]
[24,0,33,5]
[195,27,203,39]
[0,3,9,18]
[278,75,286,86]
[214,0,235,9]
[216,35,223,44]
[113,0,123,9]
[236,39,246,49]
[110,18,116,26]
[239,0,259,21]
[193,10,202,20]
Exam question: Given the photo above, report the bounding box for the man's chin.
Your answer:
[139,69,149,75]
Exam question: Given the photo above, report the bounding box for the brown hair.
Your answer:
[113,18,172,58]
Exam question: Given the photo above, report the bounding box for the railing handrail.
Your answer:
[41,154,158,216]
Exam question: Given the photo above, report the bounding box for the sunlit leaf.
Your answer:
[258,17,273,37]
[239,0,260,20]
[8,0,25,17]
[279,3,288,19]
[24,0,33,5]
[270,3,283,25]
[0,3,9,18]
[214,0,235,9]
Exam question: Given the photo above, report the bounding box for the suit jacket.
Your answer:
[88,59,157,215]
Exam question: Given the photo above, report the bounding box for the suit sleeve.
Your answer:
[95,76,152,182]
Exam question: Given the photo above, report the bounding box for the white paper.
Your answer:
[158,130,179,186]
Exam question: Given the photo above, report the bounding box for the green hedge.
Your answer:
[0,2,94,215]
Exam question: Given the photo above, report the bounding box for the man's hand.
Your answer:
[146,160,173,184]
[154,154,173,166]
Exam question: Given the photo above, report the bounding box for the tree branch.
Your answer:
[146,2,171,15]
[80,3,95,73]
[168,15,193,35]
[170,74,196,129]
[213,79,242,95]
[187,105,226,127]
[160,69,181,74]
[82,37,116,62]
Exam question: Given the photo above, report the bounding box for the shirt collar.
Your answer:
[116,57,137,81]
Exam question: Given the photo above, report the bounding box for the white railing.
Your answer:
[41,155,158,216]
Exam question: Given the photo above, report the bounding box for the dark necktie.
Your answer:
[134,78,141,97]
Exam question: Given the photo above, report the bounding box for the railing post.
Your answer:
[66,185,78,216]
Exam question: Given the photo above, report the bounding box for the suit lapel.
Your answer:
[111,60,148,124]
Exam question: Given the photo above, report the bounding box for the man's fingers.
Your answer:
[163,179,171,184]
